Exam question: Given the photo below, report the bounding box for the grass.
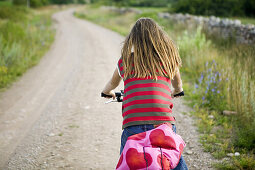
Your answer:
[74,5,255,169]
[0,0,12,7]
[230,17,255,25]
[0,5,57,90]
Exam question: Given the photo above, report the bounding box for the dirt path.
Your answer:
[0,8,216,169]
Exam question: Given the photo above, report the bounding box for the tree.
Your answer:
[13,0,27,5]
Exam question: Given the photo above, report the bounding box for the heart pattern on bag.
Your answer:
[116,123,186,170]
[149,129,176,149]
[126,148,152,170]
[128,132,146,141]
[157,154,171,169]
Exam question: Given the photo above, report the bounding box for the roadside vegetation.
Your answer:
[0,0,88,90]
[75,4,255,169]
[0,3,56,89]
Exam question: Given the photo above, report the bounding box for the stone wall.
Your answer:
[100,6,255,44]
[158,12,255,44]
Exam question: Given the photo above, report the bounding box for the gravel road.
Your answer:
[0,8,216,169]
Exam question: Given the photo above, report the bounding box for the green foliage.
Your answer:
[0,6,55,89]
[91,0,172,7]
[0,22,26,43]
[216,154,255,170]
[11,0,85,7]
[243,0,255,17]
[234,123,255,152]
[13,0,27,5]
[13,0,50,7]
[170,0,255,17]
[0,0,12,6]
[50,0,74,4]
[0,6,27,21]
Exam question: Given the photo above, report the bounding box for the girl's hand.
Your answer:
[171,88,184,98]
[101,90,116,100]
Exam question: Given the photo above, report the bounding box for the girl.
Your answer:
[102,18,188,170]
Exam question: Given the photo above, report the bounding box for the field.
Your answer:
[75,5,255,169]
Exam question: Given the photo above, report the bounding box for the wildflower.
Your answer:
[226,78,229,81]
[202,96,205,101]
[212,88,215,92]
[214,73,218,78]
[195,84,198,89]
[199,73,204,84]
[212,60,217,66]
[217,90,220,94]
[206,81,210,86]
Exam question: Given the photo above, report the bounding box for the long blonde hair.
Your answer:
[121,17,182,80]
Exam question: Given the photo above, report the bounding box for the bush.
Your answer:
[0,5,54,88]
[50,0,75,4]
[0,21,26,44]
[170,0,255,17]
[13,0,27,5]
[0,6,27,21]
[30,0,43,7]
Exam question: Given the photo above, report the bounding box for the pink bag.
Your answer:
[116,123,186,170]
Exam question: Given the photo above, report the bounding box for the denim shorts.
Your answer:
[120,124,188,170]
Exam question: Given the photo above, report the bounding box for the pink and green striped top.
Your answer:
[117,58,175,129]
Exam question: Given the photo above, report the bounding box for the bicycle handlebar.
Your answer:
[101,90,184,103]
[173,91,184,97]
[101,90,124,102]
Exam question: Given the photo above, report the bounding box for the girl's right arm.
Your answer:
[171,68,183,97]
[102,68,122,99]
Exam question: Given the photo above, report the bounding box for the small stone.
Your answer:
[223,110,237,115]
[189,144,195,148]
[85,106,90,110]
[186,150,193,155]
[234,152,240,156]
[208,115,214,119]
[4,121,10,124]
[48,133,55,137]
[227,153,234,157]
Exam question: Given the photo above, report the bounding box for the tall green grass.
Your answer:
[0,6,55,89]
[75,5,255,169]
[0,0,12,7]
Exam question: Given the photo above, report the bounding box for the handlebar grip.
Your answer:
[173,91,184,97]
[101,92,113,98]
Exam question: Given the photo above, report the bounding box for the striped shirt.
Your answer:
[117,57,175,129]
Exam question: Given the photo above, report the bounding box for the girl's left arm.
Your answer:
[102,68,122,99]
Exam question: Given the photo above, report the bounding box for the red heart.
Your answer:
[126,148,152,170]
[179,143,184,152]
[128,132,146,141]
[157,154,171,170]
[149,129,176,149]
[178,143,184,160]
[116,153,123,169]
